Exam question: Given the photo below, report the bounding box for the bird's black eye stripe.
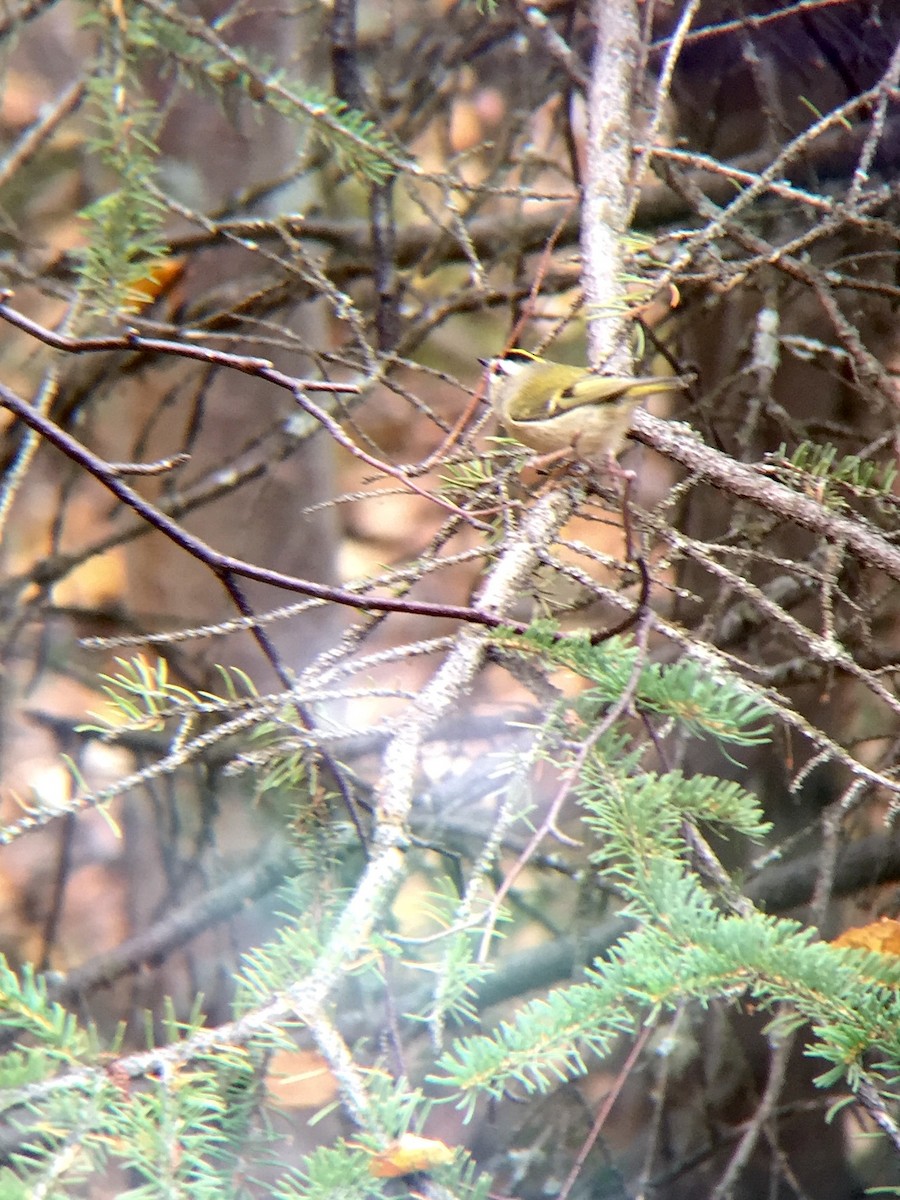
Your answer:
[482,349,538,378]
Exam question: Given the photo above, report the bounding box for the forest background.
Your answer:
[2,1,900,1198]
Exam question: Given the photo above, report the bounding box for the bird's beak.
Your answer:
[477,357,490,368]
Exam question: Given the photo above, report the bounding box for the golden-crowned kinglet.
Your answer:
[483,349,689,466]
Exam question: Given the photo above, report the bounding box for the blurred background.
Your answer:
[2,1,900,1196]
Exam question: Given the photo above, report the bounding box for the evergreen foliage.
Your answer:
[3,627,898,1193]
[74,0,395,316]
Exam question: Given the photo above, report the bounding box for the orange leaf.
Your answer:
[265,1048,337,1110]
[127,258,185,310]
[832,916,900,957]
[368,1134,456,1178]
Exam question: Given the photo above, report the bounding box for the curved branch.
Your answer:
[629,410,900,582]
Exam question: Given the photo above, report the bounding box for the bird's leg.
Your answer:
[601,448,636,488]
[527,446,577,473]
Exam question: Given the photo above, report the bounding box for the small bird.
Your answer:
[483,349,690,468]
